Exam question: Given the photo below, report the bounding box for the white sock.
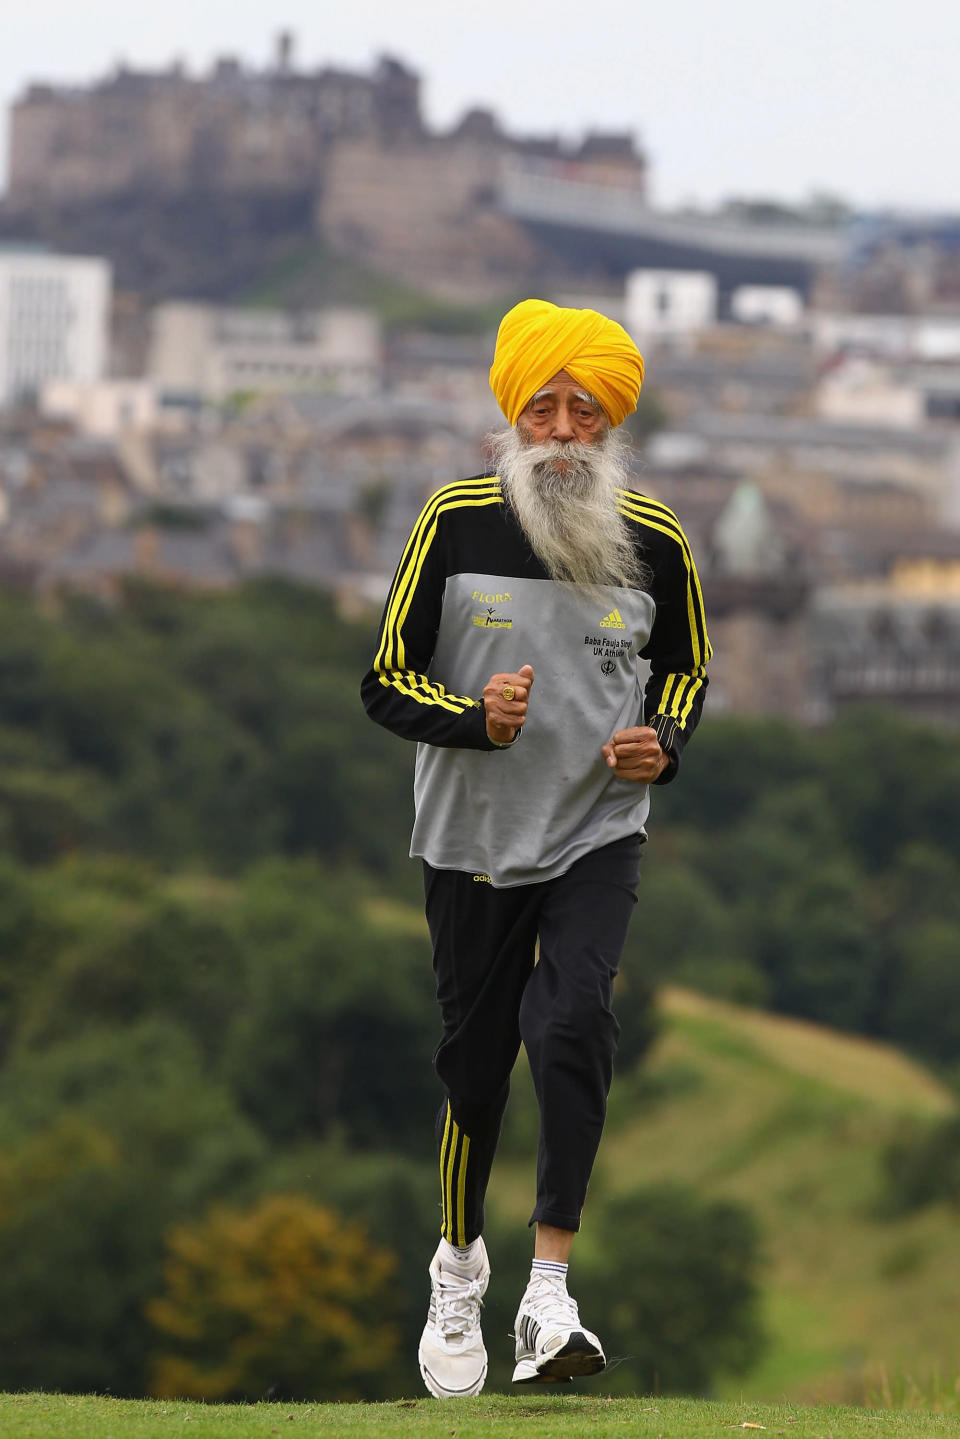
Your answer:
[531,1258,568,1285]
[439,1236,483,1271]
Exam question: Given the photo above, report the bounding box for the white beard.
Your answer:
[487,426,644,591]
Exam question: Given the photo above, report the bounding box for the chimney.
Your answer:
[276,31,294,73]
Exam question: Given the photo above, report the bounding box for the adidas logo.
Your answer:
[599,609,626,629]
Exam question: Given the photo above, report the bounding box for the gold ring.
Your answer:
[501,684,516,701]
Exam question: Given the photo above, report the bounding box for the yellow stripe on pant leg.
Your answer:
[439,1102,453,1241]
[456,1133,471,1248]
[445,1117,459,1245]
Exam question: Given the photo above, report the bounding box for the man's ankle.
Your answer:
[530,1257,568,1285]
[439,1236,484,1271]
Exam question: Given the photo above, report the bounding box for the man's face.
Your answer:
[489,384,636,587]
[516,370,608,449]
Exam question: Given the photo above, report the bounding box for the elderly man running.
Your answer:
[361,298,711,1397]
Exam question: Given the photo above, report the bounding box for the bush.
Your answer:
[881,1116,960,1216]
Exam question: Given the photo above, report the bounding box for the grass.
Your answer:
[3,1394,960,1439]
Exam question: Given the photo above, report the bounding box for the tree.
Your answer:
[16,885,247,1063]
[882,1115,960,1216]
[758,856,879,1032]
[0,1022,266,1395]
[578,1185,766,1394]
[148,1195,399,1400]
[622,859,760,1009]
[222,860,438,1150]
[884,920,960,1064]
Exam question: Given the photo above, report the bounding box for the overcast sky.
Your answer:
[3,0,958,213]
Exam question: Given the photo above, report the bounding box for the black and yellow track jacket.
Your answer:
[361,475,710,888]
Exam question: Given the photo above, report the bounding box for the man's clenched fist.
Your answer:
[601,726,668,783]
[483,664,534,745]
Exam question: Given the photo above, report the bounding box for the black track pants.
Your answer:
[423,833,643,1243]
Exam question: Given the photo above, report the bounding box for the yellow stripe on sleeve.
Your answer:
[377,668,478,715]
[616,493,711,668]
[376,480,502,674]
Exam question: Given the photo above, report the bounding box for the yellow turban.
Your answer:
[489,298,644,428]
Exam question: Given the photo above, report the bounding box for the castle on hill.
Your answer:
[6,35,647,297]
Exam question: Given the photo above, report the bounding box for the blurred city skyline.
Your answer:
[2,0,959,215]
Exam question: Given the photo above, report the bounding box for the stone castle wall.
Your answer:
[318,138,542,292]
[10,74,341,201]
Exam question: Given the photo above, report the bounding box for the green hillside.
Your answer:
[482,984,959,1407]
[242,239,514,332]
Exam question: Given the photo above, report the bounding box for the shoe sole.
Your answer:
[511,1363,575,1385]
[512,1333,606,1385]
[419,1357,488,1399]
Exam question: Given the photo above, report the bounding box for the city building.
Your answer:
[0,249,111,405]
[813,558,960,724]
[41,378,159,438]
[730,285,804,327]
[814,358,925,429]
[147,303,381,402]
[625,269,718,342]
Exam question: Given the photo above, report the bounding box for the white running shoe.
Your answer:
[512,1271,606,1384]
[418,1238,490,1399]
